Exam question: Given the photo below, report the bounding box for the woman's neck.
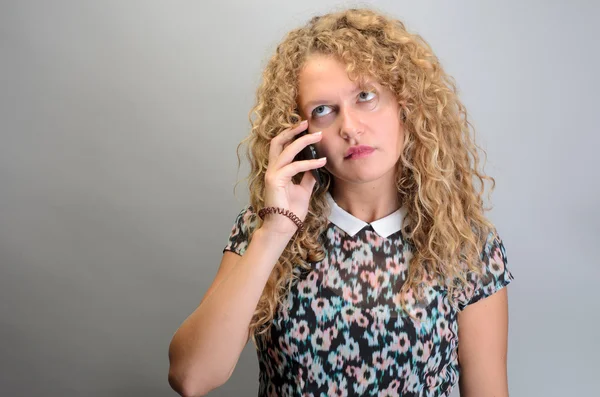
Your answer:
[329,175,402,224]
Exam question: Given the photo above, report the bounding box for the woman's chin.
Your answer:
[330,171,389,185]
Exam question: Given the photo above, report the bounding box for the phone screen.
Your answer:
[293,129,324,188]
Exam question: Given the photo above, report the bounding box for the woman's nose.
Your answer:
[339,107,363,140]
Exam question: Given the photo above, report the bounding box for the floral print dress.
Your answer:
[223,193,514,396]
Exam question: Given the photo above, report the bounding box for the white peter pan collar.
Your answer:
[325,191,407,238]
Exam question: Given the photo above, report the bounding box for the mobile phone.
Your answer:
[293,129,324,188]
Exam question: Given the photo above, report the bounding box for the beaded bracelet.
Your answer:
[257,207,304,233]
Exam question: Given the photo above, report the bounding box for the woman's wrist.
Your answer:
[256,223,296,241]
[258,206,304,232]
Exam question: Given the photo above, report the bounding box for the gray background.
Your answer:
[1,0,598,396]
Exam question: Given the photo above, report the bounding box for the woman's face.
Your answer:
[297,54,405,186]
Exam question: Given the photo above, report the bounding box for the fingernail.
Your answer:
[301,120,308,124]
[314,131,322,135]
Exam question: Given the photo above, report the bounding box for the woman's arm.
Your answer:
[167,227,293,397]
[457,287,510,397]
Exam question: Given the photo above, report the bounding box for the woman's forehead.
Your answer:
[298,56,379,96]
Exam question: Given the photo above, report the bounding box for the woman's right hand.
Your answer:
[261,119,327,236]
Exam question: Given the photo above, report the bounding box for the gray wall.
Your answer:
[1,1,598,396]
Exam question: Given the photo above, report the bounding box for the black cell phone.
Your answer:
[293,129,324,188]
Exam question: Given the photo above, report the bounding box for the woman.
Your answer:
[168,7,514,397]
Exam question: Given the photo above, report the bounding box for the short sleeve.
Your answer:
[222,205,257,256]
[456,230,514,311]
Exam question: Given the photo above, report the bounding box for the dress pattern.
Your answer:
[223,204,514,396]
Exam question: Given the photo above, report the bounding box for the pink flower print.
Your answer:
[310,359,327,387]
[298,351,313,368]
[413,339,432,363]
[385,255,407,276]
[325,267,343,290]
[340,337,360,360]
[327,227,341,245]
[354,246,375,268]
[370,305,391,323]
[403,371,420,393]
[435,317,449,338]
[439,366,447,380]
[327,350,345,371]
[369,315,386,336]
[327,375,349,397]
[398,362,411,379]
[354,362,377,394]
[297,273,318,299]
[311,298,330,320]
[393,287,420,313]
[342,260,359,275]
[338,251,353,271]
[314,255,329,271]
[461,280,475,303]
[412,307,427,324]
[342,239,361,252]
[359,269,370,284]
[278,334,298,357]
[377,379,401,396]
[342,282,363,305]
[490,248,506,277]
[275,349,288,376]
[426,374,440,391]
[391,332,410,354]
[372,347,394,371]
[425,351,442,373]
[345,365,357,378]
[341,306,358,324]
[365,230,384,249]
[281,383,294,396]
[291,319,310,342]
[326,325,339,341]
[405,289,417,306]
[310,328,332,351]
[437,295,452,315]
[369,268,391,293]
[420,283,437,306]
[356,312,369,327]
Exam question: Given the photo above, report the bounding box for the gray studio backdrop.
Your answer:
[1,1,598,396]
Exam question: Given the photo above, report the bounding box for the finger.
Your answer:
[275,131,323,169]
[268,120,309,164]
[278,157,327,180]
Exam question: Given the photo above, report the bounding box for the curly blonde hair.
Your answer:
[235,7,496,343]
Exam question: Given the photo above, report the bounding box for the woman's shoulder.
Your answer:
[455,227,514,310]
[222,204,258,256]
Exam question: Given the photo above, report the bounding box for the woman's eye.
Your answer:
[311,92,376,118]
[312,105,333,118]
[358,91,376,101]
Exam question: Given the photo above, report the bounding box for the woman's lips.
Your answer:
[345,147,375,160]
